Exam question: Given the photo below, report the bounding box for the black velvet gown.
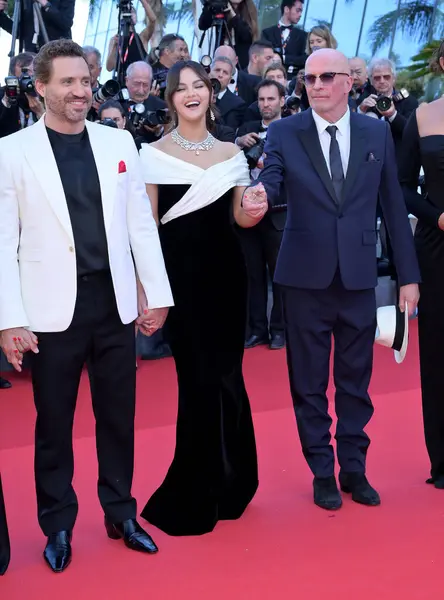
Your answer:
[0,475,10,575]
[399,111,444,482]
[140,180,258,536]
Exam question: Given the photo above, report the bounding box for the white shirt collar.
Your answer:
[312,107,350,138]
[218,88,228,100]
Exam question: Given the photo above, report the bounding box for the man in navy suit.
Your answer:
[244,49,420,510]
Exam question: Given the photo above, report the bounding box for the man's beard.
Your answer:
[45,94,91,123]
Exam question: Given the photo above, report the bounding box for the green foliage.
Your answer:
[405,39,441,77]
[368,2,444,55]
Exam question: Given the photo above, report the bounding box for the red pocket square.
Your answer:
[118,160,127,174]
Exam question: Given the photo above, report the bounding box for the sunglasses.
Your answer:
[303,72,350,86]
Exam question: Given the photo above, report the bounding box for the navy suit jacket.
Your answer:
[257,108,420,291]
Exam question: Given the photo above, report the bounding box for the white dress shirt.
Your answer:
[228,69,239,95]
[311,107,351,177]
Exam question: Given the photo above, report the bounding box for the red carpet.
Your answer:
[1,320,443,599]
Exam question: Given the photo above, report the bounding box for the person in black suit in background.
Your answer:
[214,45,261,107]
[0,475,9,575]
[236,79,287,350]
[261,0,307,79]
[358,57,418,169]
[198,0,259,70]
[212,57,246,129]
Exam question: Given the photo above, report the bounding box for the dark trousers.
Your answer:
[418,278,444,480]
[282,273,376,478]
[31,272,137,535]
[0,475,10,575]
[238,220,284,338]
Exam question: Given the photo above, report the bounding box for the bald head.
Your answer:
[126,61,152,103]
[306,48,351,75]
[304,48,353,123]
[214,45,238,67]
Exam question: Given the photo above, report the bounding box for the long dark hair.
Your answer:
[165,60,218,131]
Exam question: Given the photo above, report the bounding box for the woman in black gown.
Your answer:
[399,41,444,489]
[0,475,10,575]
[138,61,268,536]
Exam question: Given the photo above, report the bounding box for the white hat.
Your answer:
[375,304,408,364]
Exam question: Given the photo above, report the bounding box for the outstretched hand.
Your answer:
[242,182,268,221]
[0,327,39,372]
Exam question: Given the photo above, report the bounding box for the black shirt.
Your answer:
[47,127,110,277]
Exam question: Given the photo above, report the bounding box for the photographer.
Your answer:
[214,45,260,106]
[211,55,246,129]
[123,61,168,146]
[150,34,188,98]
[358,57,418,167]
[106,0,157,73]
[6,0,75,52]
[236,80,287,350]
[0,52,44,138]
[198,0,259,70]
[261,0,307,78]
[0,0,12,34]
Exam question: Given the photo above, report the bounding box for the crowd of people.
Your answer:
[0,0,444,581]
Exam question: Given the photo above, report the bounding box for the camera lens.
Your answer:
[376,95,392,112]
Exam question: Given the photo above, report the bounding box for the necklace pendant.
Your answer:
[195,150,200,156]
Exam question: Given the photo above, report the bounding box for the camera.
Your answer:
[129,103,171,128]
[202,0,229,15]
[98,117,119,129]
[93,80,121,103]
[375,95,392,112]
[116,0,132,13]
[282,95,301,117]
[245,138,266,170]
[4,66,36,109]
[153,68,169,99]
[200,55,222,96]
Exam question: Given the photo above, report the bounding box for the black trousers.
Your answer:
[282,273,376,478]
[238,220,284,338]
[0,475,10,575]
[31,272,137,535]
[418,278,444,480]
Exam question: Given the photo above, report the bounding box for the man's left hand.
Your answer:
[137,307,169,336]
[399,284,419,317]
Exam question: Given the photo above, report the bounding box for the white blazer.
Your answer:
[0,117,173,332]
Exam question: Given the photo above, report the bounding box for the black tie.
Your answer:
[326,125,344,203]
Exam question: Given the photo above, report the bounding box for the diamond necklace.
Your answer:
[171,128,216,155]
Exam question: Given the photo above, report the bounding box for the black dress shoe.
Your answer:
[244,334,269,349]
[269,334,285,350]
[105,518,158,554]
[426,476,444,489]
[43,531,72,573]
[313,476,342,510]
[339,472,381,506]
[0,378,11,390]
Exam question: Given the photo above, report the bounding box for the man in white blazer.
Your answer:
[0,40,173,573]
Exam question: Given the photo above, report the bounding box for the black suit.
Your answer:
[237,120,286,339]
[216,89,246,130]
[235,70,261,107]
[19,0,75,52]
[261,25,307,76]
[0,475,10,576]
[199,5,253,69]
[0,89,39,138]
[213,123,236,142]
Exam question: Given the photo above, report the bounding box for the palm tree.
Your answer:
[368,0,444,55]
